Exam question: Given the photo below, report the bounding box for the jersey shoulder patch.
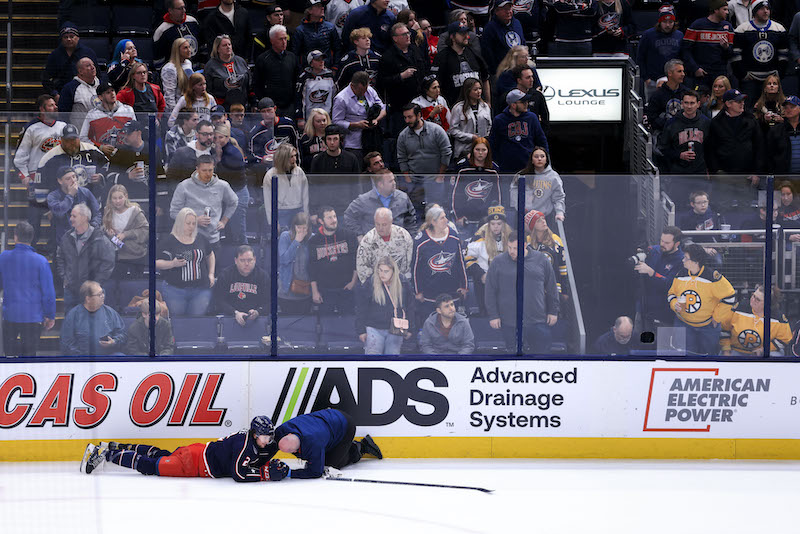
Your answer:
[712,270,722,281]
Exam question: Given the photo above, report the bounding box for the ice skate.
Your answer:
[79,443,106,474]
[360,435,383,459]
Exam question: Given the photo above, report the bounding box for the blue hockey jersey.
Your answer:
[412,227,468,302]
[204,429,276,482]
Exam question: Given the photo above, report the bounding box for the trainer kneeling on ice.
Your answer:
[80,416,290,482]
[273,408,383,478]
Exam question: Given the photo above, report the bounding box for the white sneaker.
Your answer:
[79,443,106,474]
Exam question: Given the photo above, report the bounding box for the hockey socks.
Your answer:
[106,445,172,475]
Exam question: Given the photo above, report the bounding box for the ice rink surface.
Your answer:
[2,458,799,533]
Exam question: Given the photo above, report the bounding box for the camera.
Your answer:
[626,248,647,266]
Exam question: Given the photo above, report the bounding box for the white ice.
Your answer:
[2,458,799,533]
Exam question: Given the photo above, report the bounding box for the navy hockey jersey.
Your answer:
[412,227,468,302]
[249,117,300,165]
[450,160,502,224]
[681,17,734,76]
[732,19,789,81]
[204,429,275,482]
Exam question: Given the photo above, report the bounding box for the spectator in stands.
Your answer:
[480,1,524,74]
[165,108,199,161]
[706,89,763,196]
[703,75,732,117]
[432,21,489,108]
[411,205,468,321]
[249,97,301,167]
[356,255,413,354]
[397,103,453,208]
[161,38,195,120]
[116,63,167,124]
[201,0,252,61]
[294,0,341,67]
[79,81,135,147]
[203,35,252,108]
[254,4,294,59]
[465,205,512,316]
[449,78,493,161]
[719,285,792,356]
[157,207,216,316]
[168,119,215,180]
[419,18,438,64]
[42,21,98,99]
[740,197,781,242]
[299,108,331,170]
[789,10,800,94]
[646,59,688,132]
[592,0,634,57]
[634,226,685,329]
[509,64,550,132]
[278,212,313,314]
[310,124,361,175]
[103,121,161,213]
[107,39,142,92]
[488,89,548,174]
[511,147,566,224]
[296,50,337,125]
[170,154,238,248]
[778,180,800,228]
[308,206,359,314]
[753,75,787,132]
[334,27,381,90]
[450,137,500,236]
[102,184,148,277]
[547,0,599,57]
[593,316,635,355]
[60,280,126,355]
[213,122,249,244]
[493,46,540,107]
[342,0,397,54]
[154,0,202,68]
[732,0,789,100]
[356,207,414,283]
[677,191,728,242]
[378,22,429,135]
[668,243,735,356]
[125,299,175,356]
[214,245,270,325]
[56,203,116,311]
[0,221,55,356]
[345,168,417,238]
[264,142,309,229]
[527,209,569,298]
[437,10,481,56]
[168,73,215,127]
[769,96,800,175]
[681,0,734,88]
[637,5,684,102]
[255,25,301,119]
[419,292,474,354]
[412,76,452,131]
[47,165,101,245]
[59,57,102,128]
[332,71,387,161]
[657,89,711,176]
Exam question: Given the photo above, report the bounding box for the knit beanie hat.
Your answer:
[524,210,544,231]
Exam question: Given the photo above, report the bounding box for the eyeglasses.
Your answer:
[90,290,105,297]
[395,31,411,37]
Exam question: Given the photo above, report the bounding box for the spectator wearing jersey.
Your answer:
[334,27,381,89]
[294,0,342,67]
[432,21,489,107]
[60,280,126,355]
[378,22,429,135]
[419,19,439,64]
[638,5,684,102]
[342,0,397,55]
[657,89,711,177]
[464,205,511,316]
[79,81,135,148]
[355,207,414,283]
[449,78,493,161]
[296,50,337,124]
[592,0,634,56]
[732,0,789,100]
[200,0,252,62]
[154,0,202,67]
[327,0,366,38]
[488,89,548,174]
[681,0,735,88]
[42,22,98,99]
[308,206,359,314]
[766,95,800,174]
[677,191,728,243]
[548,0,600,57]
[249,97,301,168]
[412,76,452,131]
[480,1,525,74]
[419,293,474,354]
[213,245,270,325]
[59,57,102,129]
[344,169,417,238]
[646,59,688,132]
[299,108,331,170]
[254,25,302,119]
[204,34,252,107]
[450,137,501,235]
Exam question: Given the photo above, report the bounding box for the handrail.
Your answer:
[556,219,586,354]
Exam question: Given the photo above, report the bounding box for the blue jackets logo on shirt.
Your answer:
[429,251,456,274]
[465,179,494,201]
[753,40,775,63]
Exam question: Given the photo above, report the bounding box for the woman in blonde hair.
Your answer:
[703,75,731,118]
[168,72,214,127]
[161,38,194,118]
[214,122,249,244]
[592,0,634,56]
[494,45,541,106]
[204,34,251,105]
[103,184,149,264]
[263,142,309,229]
[465,205,512,315]
[299,108,330,170]
[356,256,413,355]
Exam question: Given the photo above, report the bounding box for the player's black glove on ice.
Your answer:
[261,459,290,481]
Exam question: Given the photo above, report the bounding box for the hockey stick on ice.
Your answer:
[325,473,494,493]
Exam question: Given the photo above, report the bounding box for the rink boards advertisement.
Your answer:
[2,360,800,459]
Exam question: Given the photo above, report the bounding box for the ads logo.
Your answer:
[272,367,449,427]
[643,368,770,432]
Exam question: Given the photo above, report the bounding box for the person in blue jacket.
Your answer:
[488,89,549,173]
[0,221,56,356]
[341,0,397,55]
[274,408,383,479]
[481,1,525,75]
[637,5,684,101]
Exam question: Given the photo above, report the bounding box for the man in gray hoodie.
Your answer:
[169,154,238,246]
[419,293,475,354]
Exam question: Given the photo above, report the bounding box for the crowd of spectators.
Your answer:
[7,0,800,357]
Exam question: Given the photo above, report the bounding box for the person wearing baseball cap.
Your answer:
[481,0,525,74]
[433,19,490,106]
[43,21,99,97]
[254,5,294,59]
[488,88,547,173]
[766,95,800,174]
[636,5,683,100]
[294,0,339,68]
[297,49,336,125]
[79,80,136,148]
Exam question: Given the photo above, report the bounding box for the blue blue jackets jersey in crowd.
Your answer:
[489,108,549,173]
[411,228,468,303]
[274,408,349,479]
[681,17,734,78]
[203,430,274,482]
[0,244,56,323]
[480,14,525,74]
[636,27,684,81]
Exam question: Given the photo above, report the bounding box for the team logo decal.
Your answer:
[429,251,456,274]
[309,89,330,104]
[682,290,701,313]
[40,136,61,153]
[666,98,682,119]
[738,329,762,350]
[598,12,620,31]
[753,40,775,63]
[465,179,493,201]
[225,73,246,89]
[184,34,199,57]
[505,31,521,48]
[533,187,544,199]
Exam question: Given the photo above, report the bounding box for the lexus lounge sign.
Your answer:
[537,67,624,122]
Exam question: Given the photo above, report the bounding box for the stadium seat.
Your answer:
[111,6,152,35]
[220,316,269,353]
[276,315,319,353]
[469,317,510,354]
[116,279,152,315]
[129,38,155,65]
[81,37,112,68]
[71,4,112,36]
[172,316,222,354]
[215,243,242,272]
[319,314,362,354]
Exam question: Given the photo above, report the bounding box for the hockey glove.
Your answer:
[260,459,290,481]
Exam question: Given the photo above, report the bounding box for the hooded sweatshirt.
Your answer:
[658,111,711,174]
[58,75,102,128]
[510,164,566,218]
[419,310,475,354]
[169,171,239,243]
[79,100,136,146]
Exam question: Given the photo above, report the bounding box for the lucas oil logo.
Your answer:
[643,368,770,432]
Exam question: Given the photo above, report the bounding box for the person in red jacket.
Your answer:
[116,62,166,124]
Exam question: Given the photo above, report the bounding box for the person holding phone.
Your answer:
[60,280,127,355]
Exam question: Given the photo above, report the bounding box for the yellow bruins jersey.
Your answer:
[667,266,735,327]
[717,304,792,355]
